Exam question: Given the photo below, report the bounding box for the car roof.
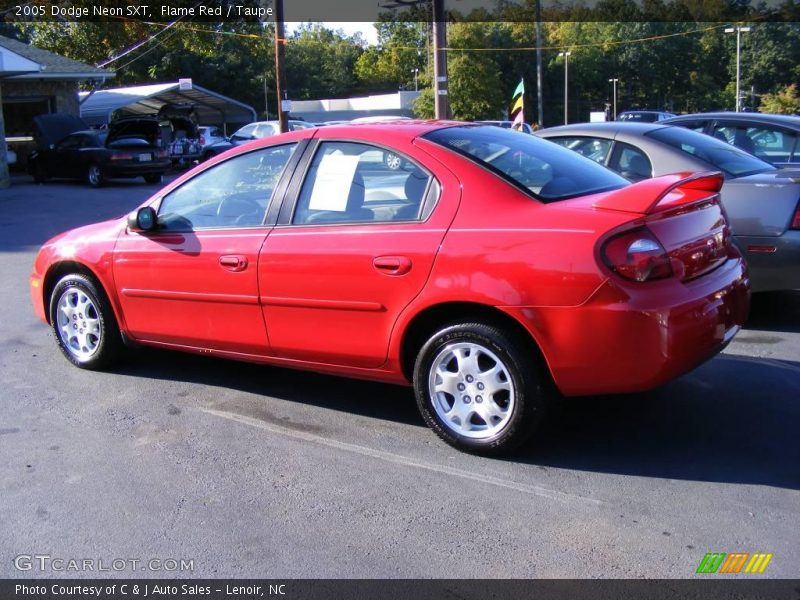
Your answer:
[537,121,664,138]
[663,112,800,128]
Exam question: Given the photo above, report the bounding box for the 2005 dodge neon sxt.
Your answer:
[30,122,750,454]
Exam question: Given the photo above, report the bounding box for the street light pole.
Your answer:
[558,51,571,125]
[412,68,419,92]
[725,26,751,112]
[608,78,619,120]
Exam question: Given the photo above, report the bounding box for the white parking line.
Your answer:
[200,407,602,507]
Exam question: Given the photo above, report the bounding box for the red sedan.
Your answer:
[30,122,750,454]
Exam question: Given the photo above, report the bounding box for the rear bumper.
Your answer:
[735,231,800,292]
[504,256,751,396]
[105,161,170,178]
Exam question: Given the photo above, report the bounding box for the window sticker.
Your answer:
[308,153,360,211]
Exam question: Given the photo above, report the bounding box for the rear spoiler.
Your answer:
[593,171,724,215]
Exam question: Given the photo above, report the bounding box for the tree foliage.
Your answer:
[6,13,800,126]
[759,84,800,114]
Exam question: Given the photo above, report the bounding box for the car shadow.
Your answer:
[523,353,800,490]
[114,340,800,490]
[115,349,423,427]
[746,290,800,334]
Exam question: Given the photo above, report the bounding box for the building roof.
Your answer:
[79,81,257,126]
[0,35,113,80]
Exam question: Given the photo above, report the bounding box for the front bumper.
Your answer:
[504,256,751,396]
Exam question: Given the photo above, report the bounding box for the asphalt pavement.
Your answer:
[1,174,798,579]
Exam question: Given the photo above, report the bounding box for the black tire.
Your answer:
[32,162,49,184]
[49,274,122,370]
[144,174,163,184]
[413,322,549,455]
[87,164,105,188]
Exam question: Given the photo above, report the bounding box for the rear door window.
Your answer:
[608,142,653,181]
[292,142,433,225]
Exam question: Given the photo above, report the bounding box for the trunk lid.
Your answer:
[32,113,88,150]
[586,172,735,282]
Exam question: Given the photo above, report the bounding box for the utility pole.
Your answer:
[274,0,288,133]
[432,0,449,119]
[535,0,543,127]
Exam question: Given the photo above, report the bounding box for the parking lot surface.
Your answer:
[1,175,798,578]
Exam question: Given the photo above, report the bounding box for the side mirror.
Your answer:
[128,206,158,232]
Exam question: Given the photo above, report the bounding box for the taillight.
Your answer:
[791,201,800,230]
[156,150,169,158]
[601,227,673,282]
[200,135,206,145]
[110,153,133,161]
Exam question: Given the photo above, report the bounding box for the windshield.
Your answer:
[424,126,628,202]
[646,126,774,177]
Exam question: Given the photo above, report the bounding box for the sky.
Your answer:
[287,22,379,46]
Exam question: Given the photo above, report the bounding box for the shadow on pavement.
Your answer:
[114,341,800,490]
[746,290,800,334]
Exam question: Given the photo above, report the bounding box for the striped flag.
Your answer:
[510,78,524,128]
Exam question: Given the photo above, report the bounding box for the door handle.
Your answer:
[219,255,248,272]
[373,256,412,276]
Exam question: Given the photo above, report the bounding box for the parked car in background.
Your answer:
[201,120,314,160]
[537,121,800,292]
[198,126,225,151]
[30,122,749,454]
[476,120,534,134]
[617,110,677,122]
[662,112,800,168]
[28,113,170,187]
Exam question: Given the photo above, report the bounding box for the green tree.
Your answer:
[285,24,366,99]
[759,84,800,114]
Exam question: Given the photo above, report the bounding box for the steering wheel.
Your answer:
[216,193,266,225]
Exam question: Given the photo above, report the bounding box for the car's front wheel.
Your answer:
[87,164,105,187]
[49,274,121,370]
[413,322,548,455]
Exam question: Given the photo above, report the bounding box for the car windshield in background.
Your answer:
[424,126,628,202]
[646,126,774,177]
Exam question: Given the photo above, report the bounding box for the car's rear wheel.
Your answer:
[49,274,121,370]
[144,174,162,184]
[87,164,105,187]
[413,322,548,455]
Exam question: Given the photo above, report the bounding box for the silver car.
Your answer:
[537,122,800,292]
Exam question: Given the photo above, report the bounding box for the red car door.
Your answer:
[112,142,303,354]
[259,137,460,368]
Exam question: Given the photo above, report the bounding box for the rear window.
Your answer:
[424,126,628,202]
[646,126,773,177]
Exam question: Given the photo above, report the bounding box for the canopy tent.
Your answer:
[79,82,256,131]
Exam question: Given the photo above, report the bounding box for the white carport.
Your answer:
[79,81,256,132]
